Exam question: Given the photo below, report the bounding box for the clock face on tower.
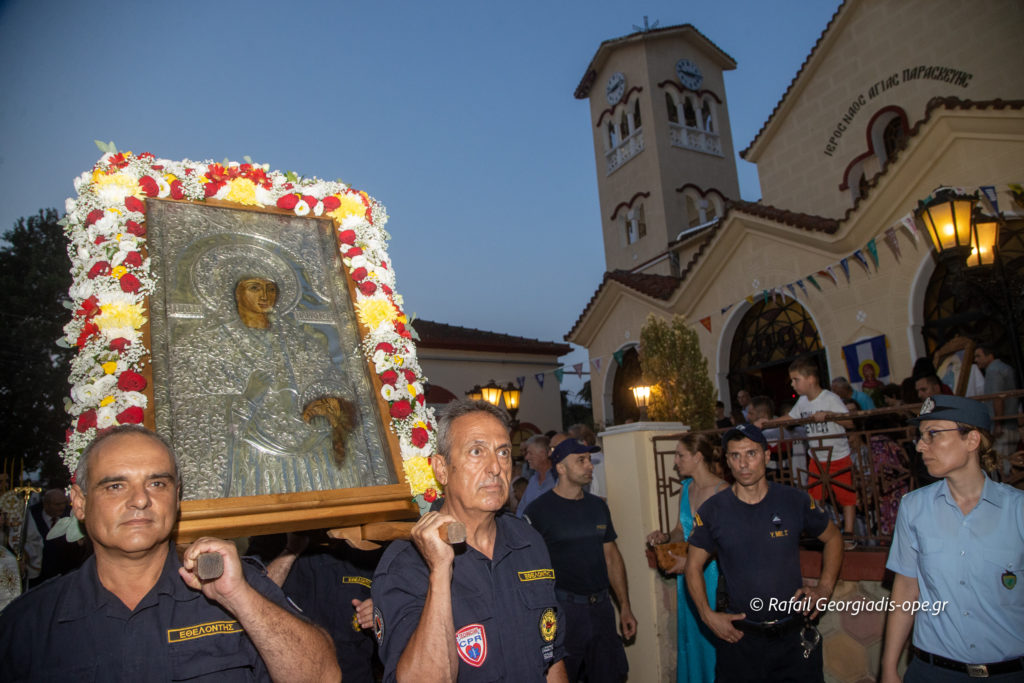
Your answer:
[675,59,703,90]
[606,72,626,105]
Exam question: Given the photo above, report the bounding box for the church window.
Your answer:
[624,203,646,244]
[607,122,617,149]
[701,100,714,132]
[685,194,700,228]
[633,99,642,130]
[666,93,678,123]
[882,117,906,161]
[683,97,697,128]
[619,111,629,140]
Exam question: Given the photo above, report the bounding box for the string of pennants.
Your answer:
[517,185,1017,390]
[689,183,1010,336]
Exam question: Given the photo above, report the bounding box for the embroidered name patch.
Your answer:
[518,569,555,582]
[342,576,372,588]
[168,620,242,643]
[455,623,487,667]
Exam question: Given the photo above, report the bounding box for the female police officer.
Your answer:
[881,395,1024,681]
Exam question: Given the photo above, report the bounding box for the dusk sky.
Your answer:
[0,0,841,400]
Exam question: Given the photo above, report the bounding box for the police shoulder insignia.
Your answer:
[540,607,558,643]
[518,568,555,582]
[455,623,487,667]
[372,606,385,644]
[1003,570,1017,590]
[351,612,362,632]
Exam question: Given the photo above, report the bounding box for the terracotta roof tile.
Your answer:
[414,319,571,356]
[725,200,840,234]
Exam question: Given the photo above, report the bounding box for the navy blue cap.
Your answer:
[721,423,769,450]
[909,395,992,431]
[550,438,600,467]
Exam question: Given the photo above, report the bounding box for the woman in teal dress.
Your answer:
[647,433,726,683]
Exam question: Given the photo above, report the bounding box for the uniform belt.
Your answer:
[555,588,608,605]
[733,616,800,637]
[914,647,1024,678]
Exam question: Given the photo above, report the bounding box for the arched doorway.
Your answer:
[728,296,824,414]
[921,220,1024,379]
[610,346,643,424]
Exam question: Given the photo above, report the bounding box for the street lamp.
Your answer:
[631,384,652,421]
[466,385,483,402]
[501,382,521,422]
[916,188,978,257]
[480,379,503,407]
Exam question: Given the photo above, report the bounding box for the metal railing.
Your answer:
[651,390,1024,547]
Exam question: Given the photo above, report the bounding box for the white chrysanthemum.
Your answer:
[381,385,396,401]
[96,406,118,428]
[71,382,101,404]
[69,280,99,301]
[255,185,276,206]
[339,214,363,230]
[120,392,148,409]
[375,355,392,375]
[156,176,170,197]
[294,200,311,216]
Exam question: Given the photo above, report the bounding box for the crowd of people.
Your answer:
[0,350,1021,681]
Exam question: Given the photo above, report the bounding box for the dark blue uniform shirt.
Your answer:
[371,512,566,681]
[0,544,291,682]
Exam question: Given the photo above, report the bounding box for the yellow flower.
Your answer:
[225,178,260,206]
[94,302,146,331]
[355,298,399,330]
[99,396,115,407]
[403,456,438,494]
[101,362,118,375]
[163,173,178,183]
[407,384,417,398]
[110,265,127,279]
[327,193,368,222]
[91,172,140,198]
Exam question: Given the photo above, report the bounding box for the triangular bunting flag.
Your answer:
[516,376,526,390]
[573,362,583,376]
[721,303,733,315]
[744,295,755,304]
[817,270,836,287]
[535,373,545,388]
[852,250,871,274]
[900,213,920,245]
[826,266,840,287]
[866,239,879,270]
[592,358,602,373]
[807,275,822,292]
[554,368,564,383]
[839,258,851,282]
[612,349,625,367]
[786,283,797,299]
[980,185,999,214]
[762,289,769,304]
[883,227,902,262]
[700,316,712,332]
[797,280,808,297]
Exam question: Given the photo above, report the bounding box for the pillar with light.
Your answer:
[631,384,652,421]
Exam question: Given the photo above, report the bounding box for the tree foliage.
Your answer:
[639,313,716,430]
[0,209,74,485]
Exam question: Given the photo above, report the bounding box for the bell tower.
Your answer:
[574,24,741,274]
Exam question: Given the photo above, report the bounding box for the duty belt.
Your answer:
[555,588,608,605]
[914,647,1024,678]
[733,616,801,638]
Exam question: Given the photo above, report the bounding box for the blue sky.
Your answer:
[0,0,841,400]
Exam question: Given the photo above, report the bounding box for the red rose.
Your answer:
[140,153,155,161]
[411,427,429,448]
[124,196,146,213]
[125,220,146,237]
[416,394,426,406]
[358,281,377,296]
[123,251,143,268]
[395,321,411,339]
[87,261,111,279]
[86,209,105,225]
[119,273,141,293]
[346,247,363,257]
[350,267,367,281]
[403,369,417,384]
[170,180,184,200]
[375,342,394,354]
[277,193,299,210]
[109,338,131,353]
[204,180,224,197]
[76,322,99,348]
[390,400,412,419]
[322,196,341,212]
[117,370,147,392]
[380,370,398,386]
[77,295,100,318]
[338,229,357,245]
[381,284,393,296]
[301,194,317,208]
[423,487,437,503]
[94,235,106,245]
[116,406,145,424]
[77,410,97,433]
[138,175,159,197]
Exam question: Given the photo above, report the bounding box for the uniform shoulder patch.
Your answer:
[455,623,487,667]
[693,513,703,527]
[540,607,557,643]
[342,575,372,588]
[372,605,385,645]
[517,568,555,582]
[168,620,242,643]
